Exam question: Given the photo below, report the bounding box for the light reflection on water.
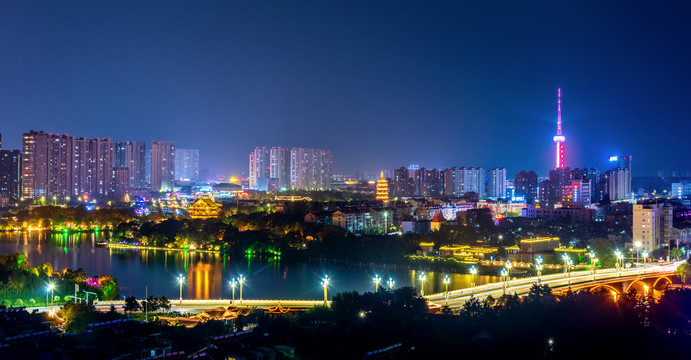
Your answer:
[0,232,501,300]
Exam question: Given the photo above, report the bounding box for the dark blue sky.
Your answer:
[1,1,689,177]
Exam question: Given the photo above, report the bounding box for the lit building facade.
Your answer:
[269,147,291,189]
[375,171,389,202]
[0,149,21,200]
[112,167,130,199]
[487,167,507,199]
[514,170,538,203]
[290,148,332,190]
[175,148,200,181]
[151,141,175,192]
[633,203,672,252]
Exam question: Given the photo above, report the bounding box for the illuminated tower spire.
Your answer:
[553,88,566,169]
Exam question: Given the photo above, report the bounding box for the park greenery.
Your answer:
[0,253,120,307]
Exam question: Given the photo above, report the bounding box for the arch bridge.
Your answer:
[552,272,678,297]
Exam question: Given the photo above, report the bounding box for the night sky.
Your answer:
[1,1,689,177]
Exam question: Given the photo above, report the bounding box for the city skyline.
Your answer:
[0,2,690,177]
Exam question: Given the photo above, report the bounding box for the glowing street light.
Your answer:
[373,275,381,293]
[443,274,451,304]
[615,250,623,271]
[177,275,185,304]
[387,277,395,291]
[238,275,245,304]
[642,251,649,268]
[535,256,543,283]
[562,254,569,274]
[418,272,427,296]
[47,283,55,308]
[229,278,237,304]
[469,266,478,288]
[635,241,642,265]
[321,276,330,305]
[500,269,508,295]
[505,261,512,280]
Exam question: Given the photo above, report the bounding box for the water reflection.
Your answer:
[1,232,502,299]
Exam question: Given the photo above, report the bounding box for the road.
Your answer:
[424,262,681,309]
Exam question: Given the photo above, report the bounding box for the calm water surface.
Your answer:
[0,232,500,300]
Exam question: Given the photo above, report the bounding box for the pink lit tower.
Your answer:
[553,88,566,169]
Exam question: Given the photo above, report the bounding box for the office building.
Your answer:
[151,141,175,192]
[633,203,673,252]
[175,148,200,181]
[487,167,507,199]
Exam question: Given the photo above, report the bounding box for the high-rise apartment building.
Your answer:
[270,147,291,190]
[151,141,175,192]
[633,203,673,252]
[0,149,21,200]
[487,168,507,199]
[392,167,414,198]
[125,141,146,189]
[290,148,332,190]
[249,147,270,189]
[112,167,130,199]
[605,156,632,201]
[114,142,128,167]
[457,167,485,197]
[175,149,200,181]
[22,131,75,199]
[672,182,691,198]
[514,170,538,203]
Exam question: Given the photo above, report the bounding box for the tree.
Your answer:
[675,262,691,288]
[670,247,683,260]
[124,296,141,315]
[590,238,616,268]
[159,295,171,312]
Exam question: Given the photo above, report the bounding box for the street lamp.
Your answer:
[47,283,55,308]
[177,275,185,304]
[535,256,543,283]
[229,278,237,304]
[562,254,569,274]
[238,275,245,304]
[321,276,330,305]
[642,251,649,268]
[635,241,642,265]
[615,250,622,271]
[469,266,478,288]
[418,272,427,296]
[387,278,395,291]
[589,251,596,274]
[373,275,381,293]
[505,261,512,281]
[500,269,508,295]
[443,275,451,305]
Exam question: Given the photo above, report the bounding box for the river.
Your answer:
[0,232,500,300]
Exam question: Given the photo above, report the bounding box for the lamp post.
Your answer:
[615,250,622,271]
[230,278,237,304]
[418,272,426,296]
[642,251,649,269]
[321,276,330,305]
[535,256,543,283]
[177,275,185,304]
[635,241,642,265]
[566,259,573,284]
[373,275,381,293]
[505,261,512,281]
[47,283,55,308]
[443,275,450,305]
[500,269,508,295]
[238,275,245,304]
[469,266,477,288]
[562,254,569,274]
[387,278,395,291]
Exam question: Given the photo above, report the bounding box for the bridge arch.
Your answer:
[652,276,673,290]
[624,279,650,295]
[589,284,620,295]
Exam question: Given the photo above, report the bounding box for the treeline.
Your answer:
[252,285,691,358]
[0,253,120,307]
[0,205,135,231]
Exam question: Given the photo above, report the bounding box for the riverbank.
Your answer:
[105,243,220,254]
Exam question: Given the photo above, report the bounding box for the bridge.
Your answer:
[425,262,681,309]
[94,299,330,312]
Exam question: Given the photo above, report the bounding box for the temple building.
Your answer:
[375,171,389,203]
[187,197,222,219]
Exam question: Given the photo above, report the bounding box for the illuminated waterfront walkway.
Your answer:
[425,262,681,309]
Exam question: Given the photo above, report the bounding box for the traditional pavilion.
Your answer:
[187,197,222,219]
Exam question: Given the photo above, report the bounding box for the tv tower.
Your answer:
[553,88,566,169]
